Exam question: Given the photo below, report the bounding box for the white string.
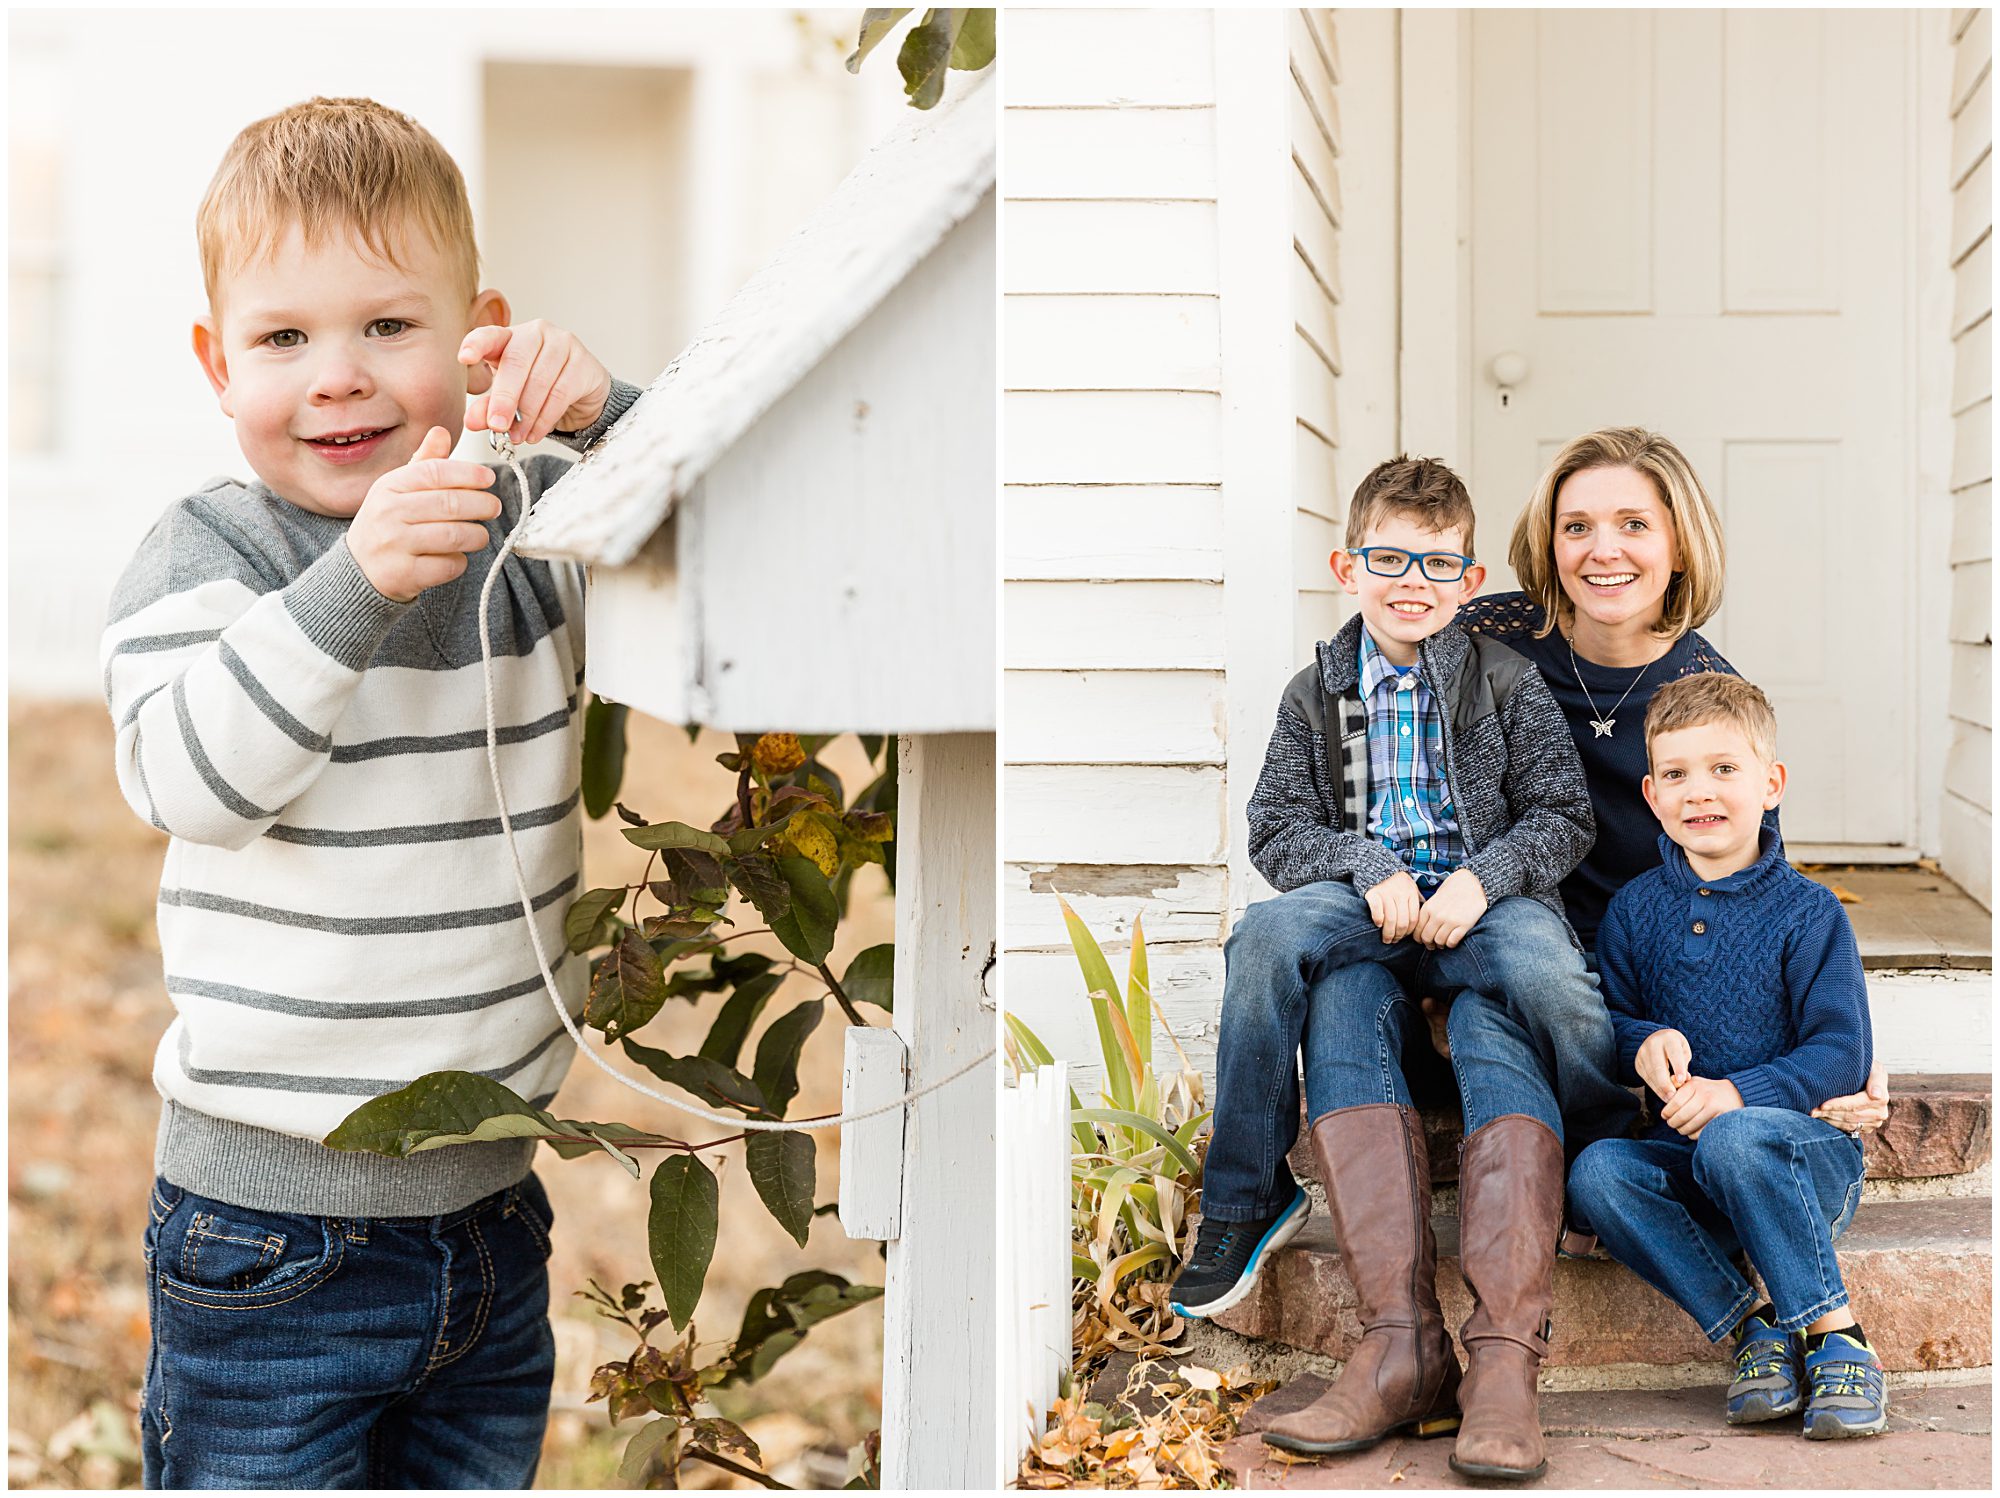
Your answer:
[475,433,993,1132]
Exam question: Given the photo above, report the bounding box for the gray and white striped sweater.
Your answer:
[100,383,638,1216]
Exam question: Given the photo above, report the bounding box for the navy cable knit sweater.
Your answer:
[1598,827,1872,1126]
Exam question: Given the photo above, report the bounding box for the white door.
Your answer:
[1466,9,1915,849]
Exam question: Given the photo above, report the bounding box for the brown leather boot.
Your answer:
[1262,1104,1462,1455]
[1449,1113,1565,1481]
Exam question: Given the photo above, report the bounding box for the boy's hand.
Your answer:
[1659,1075,1743,1140]
[1634,1028,1693,1104]
[347,426,500,602]
[1413,868,1486,949]
[1365,871,1422,943]
[460,320,612,447]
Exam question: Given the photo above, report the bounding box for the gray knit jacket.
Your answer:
[1246,614,1595,914]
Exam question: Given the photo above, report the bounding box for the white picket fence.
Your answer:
[999,1061,1073,1471]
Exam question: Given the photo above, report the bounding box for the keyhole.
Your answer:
[1497,388,1514,411]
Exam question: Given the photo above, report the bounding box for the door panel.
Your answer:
[1469,8,1913,846]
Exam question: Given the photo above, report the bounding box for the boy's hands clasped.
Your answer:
[1635,1027,1743,1140]
[1365,867,1487,948]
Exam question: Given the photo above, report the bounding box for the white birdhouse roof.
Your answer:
[511,66,995,567]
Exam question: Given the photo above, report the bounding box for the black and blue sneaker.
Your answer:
[1168,1187,1310,1319]
[1802,1330,1888,1439]
[1726,1309,1805,1424]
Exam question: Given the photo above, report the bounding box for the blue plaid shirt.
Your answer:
[1359,630,1466,889]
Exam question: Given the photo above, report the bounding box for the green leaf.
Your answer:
[949,8,996,70]
[768,856,839,964]
[622,1039,769,1114]
[564,886,626,955]
[896,8,970,108]
[688,1417,761,1464]
[847,7,913,72]
[617,1415,680,1486]
[1072,1108,1202,1177]
[728,852,793,923]
[860,733,885,765]
[586,929,668,1041]
[751,998,825,1116]
[649,1153,720,1330]
[662,847,730,905]
[580,696,629,820]
[698,971,786,1067]
[724,1271,884,1386]
[726,811,798,858]
[622,820,731,857]
[323,1071,642,1176]
[1127,912,1153,1071]
[1058,896,1135,1111]
[843,944,896,1012]
[746,1130,816,1248]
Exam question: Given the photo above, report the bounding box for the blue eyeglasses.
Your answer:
[1342,546,1476,582]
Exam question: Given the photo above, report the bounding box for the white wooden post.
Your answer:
[1000,1062,1072,1472]
[880,732,997,1490]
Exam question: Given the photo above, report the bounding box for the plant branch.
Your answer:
[736,761,755,830]
[681,1447,789,1490]
[817,962,866,1027]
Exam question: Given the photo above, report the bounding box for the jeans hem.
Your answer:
[1702,1286,1762,1344]
[1775,1290,1851,1334]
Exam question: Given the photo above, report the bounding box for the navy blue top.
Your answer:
[1458,592,1774,951]
[1596,827,1872,1130]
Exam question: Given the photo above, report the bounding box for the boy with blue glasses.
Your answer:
[1567,673,1882,1439]
[1173,456,1635,1459]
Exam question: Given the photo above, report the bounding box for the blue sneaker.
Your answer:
[1168,1187,1310,1319]
[1803,1331,1888,1439]
[1726,1311,1805,1424]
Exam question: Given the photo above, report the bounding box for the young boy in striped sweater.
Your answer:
[100,98,639,1487]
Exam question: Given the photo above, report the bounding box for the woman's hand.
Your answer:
[1811,1061,1890,1133]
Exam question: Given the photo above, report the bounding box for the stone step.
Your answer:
[1222,1379,1992,1490]
[1285,1074,1992,1188]
[1212,1196,1990,1375]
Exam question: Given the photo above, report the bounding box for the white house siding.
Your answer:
[1005,10,1351,1084]
[1944,8,1992,909]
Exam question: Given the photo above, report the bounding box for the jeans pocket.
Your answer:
[507,1174,556,1262]
[155,1191,343,1310]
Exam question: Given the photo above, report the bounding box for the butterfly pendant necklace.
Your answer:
[1567,644,1653,738]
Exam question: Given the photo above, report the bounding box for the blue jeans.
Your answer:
[141,1172,558,1488]
[1567,1110,1866,1341]
[1202,879,1635,1221]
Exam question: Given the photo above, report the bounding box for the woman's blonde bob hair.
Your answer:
[1508,427,1726,641]
[196,97,480,316]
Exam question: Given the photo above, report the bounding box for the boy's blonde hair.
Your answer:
[1346,455,1477,553]
[1643,672,1778,766]
[197,97,479,315]
[1508,427,1726,641]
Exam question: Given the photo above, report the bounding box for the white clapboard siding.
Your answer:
[1007,391,1224,484]
[1005,486,1224,581]
[1006,946,1228,1082]
[1005,670,1227,764]
[1004,581,1225,669]
[1006,765,1227,865]
[1006,7,1216,106]
[1944,7,1992,910]
[1008,107,1218,198]
[1006,201,1220,292]
[1005,863,1228,950]
[1005,296,1222,391]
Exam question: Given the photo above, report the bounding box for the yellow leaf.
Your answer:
[751,733,805,775]
[782,811,841,877]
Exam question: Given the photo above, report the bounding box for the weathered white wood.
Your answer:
[1005,945,1225,1085]
[1005,201,1220,293]
[1000,1062,1073,1470]
[1006,764,1226,865]
[1949,641,1993,729]
[513,67,992,569]
[1938,801,1995,912]
[1332,8,1399,513]
[838,1026,908,1241]
[1005,669,1226,764]
[1399,7,1468,465]
[1005,862,1227,950]
[1293,510,1342,590]
[1006,106,1217,198]
[1218,9,1303,925]
[1949,67,1990,188]
[1006,7,1215,106]
[1952,310,1992,413]
[1003,581,1224,669]
[1005,486,1223,581]
[1951,150,1990,264]
[1951,7,1991,111]
[1291,11,1341,122]
[1952,401,1993,491]
[1952,233,1990,325]
[1007,390,1223,484]
[1949,558,1991,645]
[1944,719,1993,813]
[881,733,996,1490]
[1005,295,1222,391]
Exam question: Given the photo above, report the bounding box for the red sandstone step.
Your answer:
[1284,1075,1992,1187]
[1221,1380,1993,1490]
[1212,1196,1991,1374]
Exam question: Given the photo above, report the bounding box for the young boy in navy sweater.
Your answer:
[1567,673,1884,1439]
